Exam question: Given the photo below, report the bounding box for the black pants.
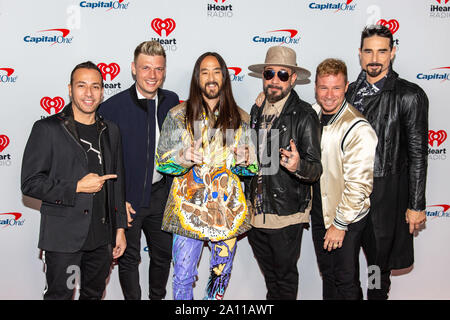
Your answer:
[361,213,392,300]
[118,178,172,300]
[247,223,304,300]
[43,244,112,300]
[311,208,367,300]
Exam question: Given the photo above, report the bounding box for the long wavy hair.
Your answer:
[185,52,241,143]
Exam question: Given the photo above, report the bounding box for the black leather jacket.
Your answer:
[248,90,322,216]
[346,68,428,211]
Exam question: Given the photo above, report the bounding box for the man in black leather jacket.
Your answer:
[247,46,322,300]
[346,25,428,300]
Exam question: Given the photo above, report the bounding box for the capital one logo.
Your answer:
[0,68,14,77]
[0,135,10,152]
[228,67,244,81]
[24,28,73,45]
[0,68,17,83]
[429,130,447,147]
[151,18,176,37]
[0,213,25,227]
[40,96,65,115]
[79,0,129,10]
[376,19,400,35]
[97,62,120,81]
[253,29,300,45]
[417,67,450,82]
[426,204,450,219]
[308,0,356,12]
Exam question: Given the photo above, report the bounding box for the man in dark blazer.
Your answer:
[98,41,179,300]
[21,61,127,300]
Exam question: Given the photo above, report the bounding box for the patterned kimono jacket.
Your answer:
[156,103,258,242]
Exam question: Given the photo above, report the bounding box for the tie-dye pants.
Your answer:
[172,234,237,300]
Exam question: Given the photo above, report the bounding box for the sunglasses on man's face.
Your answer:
[263,69,292,82]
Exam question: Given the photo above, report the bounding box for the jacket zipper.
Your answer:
[98,125,107,224]
[62,124,88,165]
[141,103,152,207]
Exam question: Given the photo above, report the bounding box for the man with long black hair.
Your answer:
[156,52,257,300]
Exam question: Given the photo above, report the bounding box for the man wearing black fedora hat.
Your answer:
[246,45,322,300]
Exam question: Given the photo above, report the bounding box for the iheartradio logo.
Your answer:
[40,96,65,115]
[376,19,400,35]
[151,18,176,37]
[97,62,120,81]
[0,135,10,152]
[429,130,447,147]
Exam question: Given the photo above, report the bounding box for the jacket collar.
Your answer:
[317,99,348,126]
[355,66,399,93]
[129,83,166,112]
[57,103,106,140]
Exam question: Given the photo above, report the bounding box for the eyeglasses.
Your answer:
[263,69,292,82]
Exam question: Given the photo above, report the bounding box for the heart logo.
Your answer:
[151,18,176,37]
[428,130,447,147]
[376,19,400,35]
[436,0,449,4]
[347,0,354,3]
[40,96,65,115]
[97,62,120,81]
[0,135,10,152]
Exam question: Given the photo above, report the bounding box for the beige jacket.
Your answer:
[313,101,377,230]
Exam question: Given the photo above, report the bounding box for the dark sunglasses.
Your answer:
[263,69,292,82]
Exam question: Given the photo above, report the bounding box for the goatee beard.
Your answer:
[202,82,220,99]
[264,84,291,103]
[365,63,383,78]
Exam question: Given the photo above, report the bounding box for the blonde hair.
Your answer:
[133,40,166,61]
[315,58,347,83]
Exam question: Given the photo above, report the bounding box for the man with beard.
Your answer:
[247,46,322,299]
[346,25,428,299]
[156,52,258,300]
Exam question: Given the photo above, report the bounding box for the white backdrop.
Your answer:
[0,0,448,300]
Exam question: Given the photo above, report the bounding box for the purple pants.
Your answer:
[172,234,237,300]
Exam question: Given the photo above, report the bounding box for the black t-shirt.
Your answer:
[75,121,110,250]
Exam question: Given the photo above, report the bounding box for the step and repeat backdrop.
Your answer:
[0,0,448,299]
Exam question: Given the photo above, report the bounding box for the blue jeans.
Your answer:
[172,234,237,300]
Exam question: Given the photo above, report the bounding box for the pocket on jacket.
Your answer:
[40,203,68,217]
